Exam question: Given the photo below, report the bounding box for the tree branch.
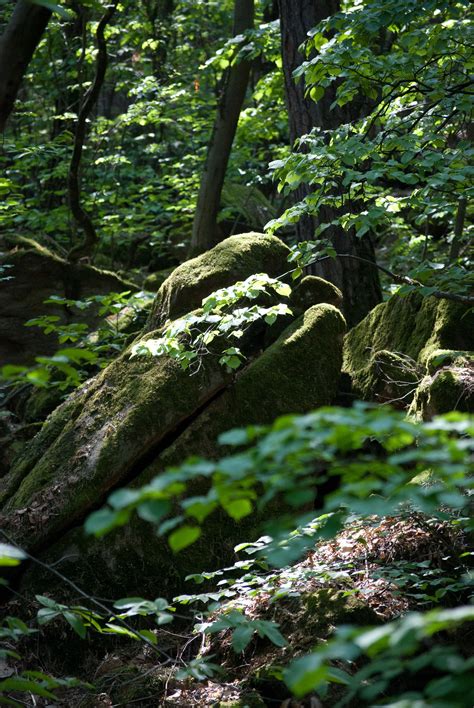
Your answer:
[309,254,474,306]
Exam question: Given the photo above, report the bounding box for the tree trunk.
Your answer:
[0,0,51,132]
[190,0,254,256]
[278,0,381,325]
[68,2,117,262]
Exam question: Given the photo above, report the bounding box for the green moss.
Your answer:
[425,349,474,375]
[344,292,473,404]
[409,365,474,420]
[233,304,346,424]
[23,387,65,423]
[1,341,231,550]
[1,235,62,261]
[290,275,343,315]
[301,588,381,637]
[148,232,290,328]
[350,349,421,406]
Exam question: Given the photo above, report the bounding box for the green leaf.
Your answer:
[274,282,291,297]
[231,624,254,653]
[84,508,129,537]
[64,612,87,639]
[284,653,327,697]
[0,677,57,700]
[258,622,288,648]
[309,85,325,101]
[0,543,26,567]
[108,488,141,510]
[219,428,249,446]
[169,525,201,552]
[137,499,171,524]
[223,498,253,521]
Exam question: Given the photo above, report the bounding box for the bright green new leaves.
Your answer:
[131,273,293,372]
[0,544,26,567]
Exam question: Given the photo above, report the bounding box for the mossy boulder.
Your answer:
[290,275,343,315]
[0,240,135,366]
[409,359,474,420]
[0,350,231,548]
[15,303,346,599]
[148,233,290,328]
[1,233,346,598]
[349,350,422,407]
[344,292,474,404]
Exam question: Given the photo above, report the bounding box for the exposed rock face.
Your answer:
[0,240,135,366]
[344,292,474,409]
[0,233,346,599]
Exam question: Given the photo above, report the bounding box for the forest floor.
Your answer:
[5,513,463,707]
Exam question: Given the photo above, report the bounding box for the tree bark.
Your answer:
[190,0,254,256]
[278,0,381,325]
[0,0,52,132]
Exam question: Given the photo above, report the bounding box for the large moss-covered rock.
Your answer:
[0,232,346,599]
[148,232,290,328]
[344,292,474,405]
[290,276,343,314]
[0,240,135,366]
[15,304,346,599]
[0,350,231,548]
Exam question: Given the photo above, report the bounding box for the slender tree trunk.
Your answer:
[0,0,51,132]
[278,0,381,325]
[449,196,467,262]
[190,0,254,256]
[68,2,117,262]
